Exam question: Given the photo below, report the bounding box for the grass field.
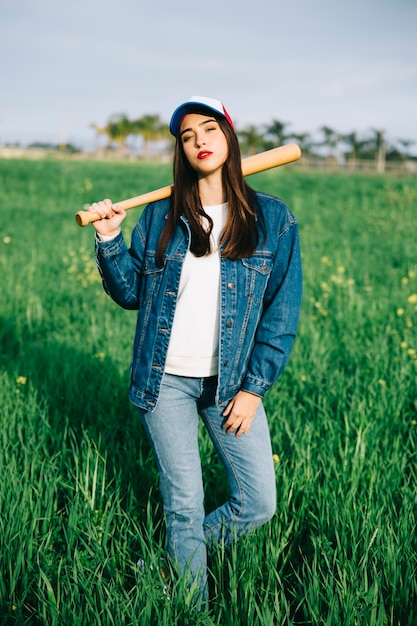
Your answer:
[0,157,416,625]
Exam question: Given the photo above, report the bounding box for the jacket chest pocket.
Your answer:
[141,255,165,304]
[241,256,273,305]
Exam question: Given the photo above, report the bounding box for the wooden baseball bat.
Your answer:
[75,143,301,227]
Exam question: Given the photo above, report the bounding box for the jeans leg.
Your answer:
[139,374,208,600]
[201,399,276,547]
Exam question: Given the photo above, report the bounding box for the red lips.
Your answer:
[197,151,213,160]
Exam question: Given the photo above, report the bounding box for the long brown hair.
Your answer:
[156,112,264,267]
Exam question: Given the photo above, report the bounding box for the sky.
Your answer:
[1,0,417,154]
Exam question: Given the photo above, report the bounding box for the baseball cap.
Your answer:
[169,95,234,136]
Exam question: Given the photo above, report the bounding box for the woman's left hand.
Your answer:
[222,390,261,437]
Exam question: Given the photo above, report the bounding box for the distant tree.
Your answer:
[288,132,314,156]
[237,125,265,155]
[319,125,341,158]
[396,138,415,161]
[91,114,132,154]
[385,147,404,162]
[131,114,170,158]
[264,120,291,147]
[370,129,386,173]
[106,114,132,154]
[342,131,369,167]
[91,122,110,148]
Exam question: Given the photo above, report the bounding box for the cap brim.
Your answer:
[169,102,222,136]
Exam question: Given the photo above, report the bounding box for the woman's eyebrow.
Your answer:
[180,118,218,137]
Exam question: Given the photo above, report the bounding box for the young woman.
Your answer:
[88,96,302,604]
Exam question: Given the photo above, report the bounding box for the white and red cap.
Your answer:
[169,95,234,136]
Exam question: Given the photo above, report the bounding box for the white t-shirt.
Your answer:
[165,203,228,377]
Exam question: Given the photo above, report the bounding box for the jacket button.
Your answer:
[227,282,235,290]
[223,360,229,366]
[226,321,233,328]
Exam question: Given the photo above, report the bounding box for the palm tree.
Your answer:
[319,126,341,158]
[264,120,291,147]
[370,129,386,173]
[342,131,368,169]
[106,114,132,155]
[288,132,314,157]
[90,122,110,149]
[91,115,132,154]
[397,138,415,161]
[132,114,170,158]
[237,125,266,156]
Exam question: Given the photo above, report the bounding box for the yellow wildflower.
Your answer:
[407,294,417,304]
[16,376,27,385]
[331,274,343,285]
[272,454,280,464]
[397,308,405,316]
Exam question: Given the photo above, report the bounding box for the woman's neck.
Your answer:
[197,175,225,207]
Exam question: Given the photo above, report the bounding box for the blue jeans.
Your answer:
[139,373,276,601]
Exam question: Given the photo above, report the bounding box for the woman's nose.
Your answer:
[195,134,206,147]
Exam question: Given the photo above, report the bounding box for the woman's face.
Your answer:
[179,113,228,178]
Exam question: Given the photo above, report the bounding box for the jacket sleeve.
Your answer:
[240,216,302,397]
[94,215,147,310]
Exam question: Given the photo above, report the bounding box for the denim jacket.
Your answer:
[95,191,302,412]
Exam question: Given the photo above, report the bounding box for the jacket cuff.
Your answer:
[95,230,125,256]
[240,376,269,398]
